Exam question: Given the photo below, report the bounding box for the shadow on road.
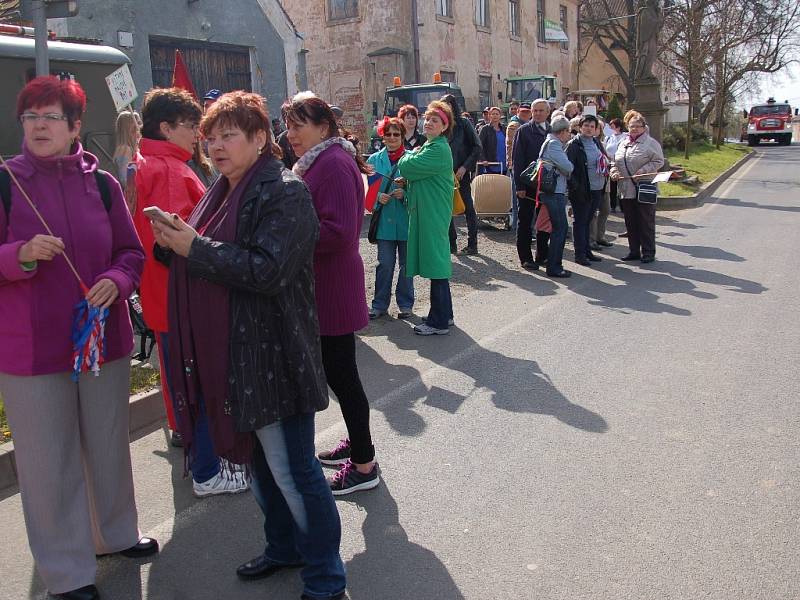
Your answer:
[376,318,608,434]
[657,242,746,262]
[342,481,465,600]
[712,197,800,212]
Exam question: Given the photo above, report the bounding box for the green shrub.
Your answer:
[606,95,624,122]
[662,122,710,150]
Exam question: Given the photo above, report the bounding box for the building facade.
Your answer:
[282,0,579,139]
[44,0,304,116]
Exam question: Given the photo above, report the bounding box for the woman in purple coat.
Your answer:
[284,92,380,496]
[0,77,155,600]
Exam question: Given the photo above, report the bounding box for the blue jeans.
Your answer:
[372,239,414,312]
[427,279,453,329]
[449,174,478,248]
[158,332,219,483]
[251,413,346,599]
[571,190,602,259]
[539,192,568,273]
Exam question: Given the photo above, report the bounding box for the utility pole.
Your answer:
[411,0,421,83]
[33,0,49,76]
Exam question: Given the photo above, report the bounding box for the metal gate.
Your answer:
[149,38,252,95]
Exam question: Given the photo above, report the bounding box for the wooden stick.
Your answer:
[618,169,685,180]
[0,154,86,289]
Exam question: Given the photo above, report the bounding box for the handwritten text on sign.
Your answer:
[105,64,138,112]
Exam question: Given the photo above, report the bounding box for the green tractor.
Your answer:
[502,75,558,114]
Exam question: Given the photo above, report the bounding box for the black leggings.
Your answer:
[320,333,375,464]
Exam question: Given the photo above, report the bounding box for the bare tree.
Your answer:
[579,0,639,101]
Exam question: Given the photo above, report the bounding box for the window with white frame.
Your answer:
[328,0,357,21]
[509,0,520,36]
[440,70,457,82]
[436,0,453,17]
[475,0,490,28]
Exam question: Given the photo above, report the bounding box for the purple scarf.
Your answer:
[167,154,270,470]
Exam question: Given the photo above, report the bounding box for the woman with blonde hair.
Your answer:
[113,110,142,213]
[398,100,455,335]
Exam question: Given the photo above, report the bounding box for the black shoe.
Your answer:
[521,261,539,271]
[547,269,571,278]
[597,239,613,247]
[590,242,601,251]
[459,245,478,255]
[621,253,641,261]
[54,585,99,600]
[237,554,305,580]
[170,431,183,448]
[575,257,591,266]
[641,256,655,263]
[301,592,346,600]
[119,537,159,558]
[587,253,602,262]
[619,231,629,238]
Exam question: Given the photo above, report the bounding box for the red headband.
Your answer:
[433,108,449,128]
[376,116,391,137]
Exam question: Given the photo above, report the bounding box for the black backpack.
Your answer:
[0,168,157,361]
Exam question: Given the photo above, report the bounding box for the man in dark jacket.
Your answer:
[511,98,551,268]
[565,114,606,266]
[442,94,482,255]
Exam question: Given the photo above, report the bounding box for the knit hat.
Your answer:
[550,115,570,133]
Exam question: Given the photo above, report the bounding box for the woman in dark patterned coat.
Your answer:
[149,91,346,600]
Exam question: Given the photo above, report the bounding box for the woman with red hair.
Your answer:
[397,104,426,150]
[0,76,154,600]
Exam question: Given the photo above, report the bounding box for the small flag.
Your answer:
[172,50,197,99]
[365,172,384,212]
[71,285,109,381]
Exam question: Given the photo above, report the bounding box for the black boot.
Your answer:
[535,231,550,265]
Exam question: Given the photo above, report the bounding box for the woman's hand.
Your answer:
[151,215,198,258]
[390,188,404,200]
[86,278,119,309]
[18,234,64,263]
[394,177,406,188]
[377,193,390,205]
[455,166,467,180]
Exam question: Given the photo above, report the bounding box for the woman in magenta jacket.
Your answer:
[284,93,379,496]
[0,77,155,600]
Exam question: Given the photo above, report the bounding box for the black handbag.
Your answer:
[636,182,658,204]
[367,164,399,244]
[520,139,558,194]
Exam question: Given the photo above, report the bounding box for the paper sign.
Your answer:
[105,64,138,112]
[651,171,673,183]
[583,105,597,116]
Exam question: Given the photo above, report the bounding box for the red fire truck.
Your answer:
[745,98,794,146]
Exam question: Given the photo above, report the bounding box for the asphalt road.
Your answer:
[1,144,798,600]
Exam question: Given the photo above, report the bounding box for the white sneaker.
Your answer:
[414,323,449,336]
[193,470,249,498]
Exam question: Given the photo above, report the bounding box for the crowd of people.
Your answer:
[0,74,666,600]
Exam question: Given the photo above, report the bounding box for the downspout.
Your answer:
[411,0,421,83]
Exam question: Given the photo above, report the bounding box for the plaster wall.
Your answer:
[49,0,295,116]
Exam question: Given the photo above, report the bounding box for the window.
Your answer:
[478,75,492,110]
[436,0,453,17]
[440,70,457,83]
[328,0,357,21]
[475,0,490,28]
[537,0,545,43]
[509,0,520,36]
[559,5,569,50]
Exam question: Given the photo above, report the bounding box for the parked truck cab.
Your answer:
[746,98,794,146]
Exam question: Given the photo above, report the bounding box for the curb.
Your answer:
[656,149,754,211]
[0,387,166,493]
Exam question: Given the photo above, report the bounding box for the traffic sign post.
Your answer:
[20,0,80,77]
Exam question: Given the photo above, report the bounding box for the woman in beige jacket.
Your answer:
[610,113,664,263]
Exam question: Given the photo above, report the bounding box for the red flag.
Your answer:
[171,50,197,99]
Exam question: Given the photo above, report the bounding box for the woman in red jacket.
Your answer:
[133,87,247,497]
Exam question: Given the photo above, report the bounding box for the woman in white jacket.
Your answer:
[610,113,664,263]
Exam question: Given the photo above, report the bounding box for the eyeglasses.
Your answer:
[176,121,200,132]
[383,132,402,138]
[20,113,68,125]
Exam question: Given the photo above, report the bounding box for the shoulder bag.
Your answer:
[623,150,658,205]
[520,139,558,195]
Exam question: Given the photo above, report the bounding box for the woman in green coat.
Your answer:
[398,100,455,336]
